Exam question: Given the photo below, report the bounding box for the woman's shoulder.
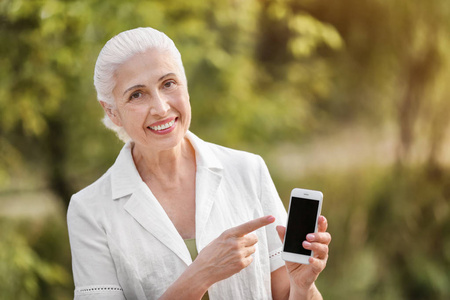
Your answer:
[199,139,267,180]
[207,141,261,162]
[69,168,114,211]
[69,142,135,209]
[191,132,264,169]
[189,130,258,155]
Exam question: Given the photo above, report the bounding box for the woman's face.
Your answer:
[107,49,191,152]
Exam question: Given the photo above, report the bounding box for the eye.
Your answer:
[129,91,142,100]
[163,80,176,89]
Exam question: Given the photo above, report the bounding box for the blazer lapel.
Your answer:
[123,182,192,266]
[110,142,191,265]
[186,132,224,250]
[195,166,222,249]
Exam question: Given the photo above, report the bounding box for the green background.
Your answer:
[1,0,449,299]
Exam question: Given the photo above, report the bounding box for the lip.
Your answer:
[149,117,176,128]
[147,117,177,135]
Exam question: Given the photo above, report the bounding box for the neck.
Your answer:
[132,138,195,184]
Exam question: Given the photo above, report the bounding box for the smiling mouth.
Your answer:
[148,118,176,131]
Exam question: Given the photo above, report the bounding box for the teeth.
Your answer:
[150,119,175,131]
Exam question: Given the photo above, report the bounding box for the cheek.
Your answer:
[170,91,190,116]
[181,98,191,123]
[180,92,191,115]
[120,105,148,126]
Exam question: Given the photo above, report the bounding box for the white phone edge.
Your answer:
[281,188,323,265]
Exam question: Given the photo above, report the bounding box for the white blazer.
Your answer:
[67,131,287,300]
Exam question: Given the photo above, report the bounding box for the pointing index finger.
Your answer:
[229,215,275,237]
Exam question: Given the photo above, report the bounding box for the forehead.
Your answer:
[113,49,183,91]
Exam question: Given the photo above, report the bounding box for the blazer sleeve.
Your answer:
[256,155,288,272]
[67,195,126,300]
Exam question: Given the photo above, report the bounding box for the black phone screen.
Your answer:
[284,197,320,255]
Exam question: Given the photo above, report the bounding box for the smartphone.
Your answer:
[282,188,323,264]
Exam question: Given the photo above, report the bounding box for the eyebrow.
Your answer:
[122,73,177,96]
[158,72,176,82]
[123,84,146,96]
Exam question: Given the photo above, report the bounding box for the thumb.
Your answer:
[276,225,286,243]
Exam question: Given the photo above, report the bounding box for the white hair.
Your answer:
[93,27,185,142]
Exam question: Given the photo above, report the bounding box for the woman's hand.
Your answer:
[276,215,331,298]
[160,215,275,300]
[194,215,275,286]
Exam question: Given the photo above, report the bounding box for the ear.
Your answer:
[100,101,122,127]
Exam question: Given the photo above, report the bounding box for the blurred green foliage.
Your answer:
[0,218,72,300]
[0,0,449,299]
[279,166,450,300]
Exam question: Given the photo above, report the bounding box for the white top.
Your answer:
[67,131,287,300]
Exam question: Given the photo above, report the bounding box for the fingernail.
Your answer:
[307,234,315,241]
[303,241,311,248]
[267,216,275,222]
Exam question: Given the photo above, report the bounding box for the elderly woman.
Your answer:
[67,27,331,300]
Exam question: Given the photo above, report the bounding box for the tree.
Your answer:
[0,0,340,207]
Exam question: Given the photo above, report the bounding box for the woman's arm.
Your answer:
[158,262,211,300]
[271,216,331,300]
[67,197,127,300]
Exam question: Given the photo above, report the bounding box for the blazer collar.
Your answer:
[110,142,142,200]
[110,131,224,199]
[186,131,223,171]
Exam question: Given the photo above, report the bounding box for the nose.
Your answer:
[150,92,170,116]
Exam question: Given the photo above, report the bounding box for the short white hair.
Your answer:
[93,27,185,142]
